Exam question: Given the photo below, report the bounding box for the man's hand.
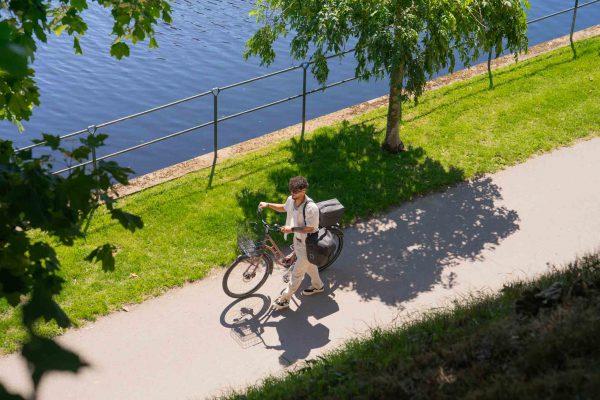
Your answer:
[258,202,268,210]
[280,226,293,234]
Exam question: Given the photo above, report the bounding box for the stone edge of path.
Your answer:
[113,25,600,199]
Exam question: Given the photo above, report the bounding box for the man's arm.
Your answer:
[281,226,316,234]
[259,202,286,213]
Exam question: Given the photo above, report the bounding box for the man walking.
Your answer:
[259,176,324,310]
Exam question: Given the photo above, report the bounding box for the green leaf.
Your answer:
[85,244,117,272]
[110,42,130,59]
[68,145,91,161]
[22,336,88,389]
[53,25,68,37]
[70,0,88,11]
[149,37,158,49]
[73,36,82,55]
[98,160,132,185]
[40,134,60,150]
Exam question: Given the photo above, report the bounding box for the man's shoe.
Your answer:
[302,286,324,296]
[273,297,289,310]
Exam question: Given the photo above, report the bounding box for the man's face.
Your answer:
[291,188,306,201]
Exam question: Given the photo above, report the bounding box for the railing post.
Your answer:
[86,124,100,204]
[86,125,98,174]
[208,87,220,188]
[570,0,580,58]
[301,62,309,145]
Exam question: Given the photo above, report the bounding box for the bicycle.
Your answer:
[222,207,344,298]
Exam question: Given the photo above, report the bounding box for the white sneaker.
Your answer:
[273,297,289,310]
[302,286,324,296]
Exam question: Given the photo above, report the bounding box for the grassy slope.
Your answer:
[227,253,600,400]
[1,37,599,353]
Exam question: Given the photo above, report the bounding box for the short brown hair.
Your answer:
[288,176,308,193]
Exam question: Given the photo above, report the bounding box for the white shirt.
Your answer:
[284,195,319,241]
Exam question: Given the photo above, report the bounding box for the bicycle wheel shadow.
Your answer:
[220,293,339,366]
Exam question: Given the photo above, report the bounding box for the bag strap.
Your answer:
[303,199,314,227]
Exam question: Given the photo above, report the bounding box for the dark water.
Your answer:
[2,1,599,175]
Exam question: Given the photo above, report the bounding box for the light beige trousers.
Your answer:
[281,239,323,301]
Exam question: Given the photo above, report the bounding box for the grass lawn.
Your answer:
[225,253,600,399]
[1,36,599,354]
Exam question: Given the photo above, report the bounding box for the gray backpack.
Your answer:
[303,198,345,228]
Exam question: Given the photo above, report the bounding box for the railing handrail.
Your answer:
[13,0,599,180]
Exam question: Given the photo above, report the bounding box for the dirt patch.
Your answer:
[114,25,600,198]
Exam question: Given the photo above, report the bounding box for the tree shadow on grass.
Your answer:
[226,121,520,364]
[235,122,520,307]
[268,122,465,220]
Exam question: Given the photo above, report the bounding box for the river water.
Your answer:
[2,1,599,175]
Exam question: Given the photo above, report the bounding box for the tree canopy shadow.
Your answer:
[234,121,520,306]
[268,121,465,220]
[328,175,519,306]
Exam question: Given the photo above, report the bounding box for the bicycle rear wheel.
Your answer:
[223,254,272,298]
[319,227,344,272]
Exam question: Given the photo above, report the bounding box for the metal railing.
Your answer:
[17,0,600,185]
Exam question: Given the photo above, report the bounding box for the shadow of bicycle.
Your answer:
[220,293,340,366]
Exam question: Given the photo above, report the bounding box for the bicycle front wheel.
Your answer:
[223,254,272,298]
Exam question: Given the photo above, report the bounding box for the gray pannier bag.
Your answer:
[303,199,345,267]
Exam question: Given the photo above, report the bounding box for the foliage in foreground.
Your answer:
[0,134,143,398]
[227,252,600,399]
[0,0,172,128]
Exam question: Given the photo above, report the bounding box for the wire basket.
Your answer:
[237,234,261,257]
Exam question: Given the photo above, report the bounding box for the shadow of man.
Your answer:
[220,291,340,366]
[264,292,340,366]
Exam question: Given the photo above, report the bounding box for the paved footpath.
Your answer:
[1,138,599,400]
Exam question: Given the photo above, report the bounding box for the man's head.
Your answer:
[289,176,308,201]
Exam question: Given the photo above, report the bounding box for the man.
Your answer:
[259,176,324,310]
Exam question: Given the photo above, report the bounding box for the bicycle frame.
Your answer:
[261,233,290,267]
[249,208,296,269]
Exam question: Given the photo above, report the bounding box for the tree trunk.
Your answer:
[487,50,494,89]
[383,62,405,153]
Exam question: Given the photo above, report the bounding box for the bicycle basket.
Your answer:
[237,234,261,257]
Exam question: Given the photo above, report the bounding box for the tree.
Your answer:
[461,0,529,88]
[1,1,171,398]
[245,0,528,153]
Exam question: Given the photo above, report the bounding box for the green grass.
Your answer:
[225,253,600,400]
[1,36,599,354]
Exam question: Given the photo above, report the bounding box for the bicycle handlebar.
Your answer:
[257,207,282,233]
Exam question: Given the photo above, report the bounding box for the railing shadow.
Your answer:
[360,49,583,128]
